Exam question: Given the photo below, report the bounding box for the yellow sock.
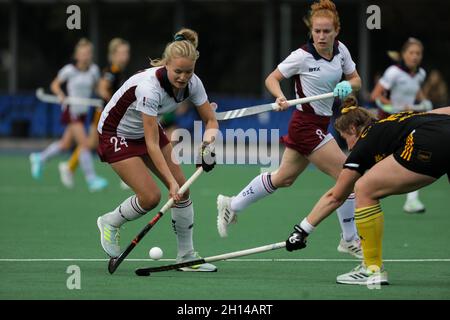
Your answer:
[68,147,80,172]
[355,203,384,271]
[92,109,102,126]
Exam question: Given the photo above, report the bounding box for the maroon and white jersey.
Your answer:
[379,64,426,113]
[57,63,100,115]
[278,40,356,116]
[98,67,208,139]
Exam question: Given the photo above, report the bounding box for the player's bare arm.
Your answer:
[370,82,391,105]
[345,70,362,92]
[306,168,361,226]
[196,100,219,144]
[264,69,289,110]
[429,106,450,115]
[50,76,66,103]
[97,77,112,101]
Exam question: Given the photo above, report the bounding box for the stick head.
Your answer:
[135,268,151,276]
[108,258,118,274]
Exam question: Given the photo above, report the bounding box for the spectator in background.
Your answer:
[423,69,449,108]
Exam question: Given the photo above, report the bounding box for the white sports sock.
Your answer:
[407,190,419,201]
[79,149,96,182]
[40,142,61,162]
[230,173,277,213]
[336,193,359,242]
[103,195,147,227]
[171,198,194,258]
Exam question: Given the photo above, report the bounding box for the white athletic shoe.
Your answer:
[337,235,363,259]
[29,153,43,180]
[177,251,217,272]
[336,264,389,286]
[97,216,121,258]
[403,198,426,213]
[58,162,74,189]
[217,195,237,238]
[88,176,108,192]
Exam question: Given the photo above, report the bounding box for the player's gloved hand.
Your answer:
[196,141,216,172]
[285,224,308,252]
[333,80,352,99]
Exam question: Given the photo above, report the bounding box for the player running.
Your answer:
[29,38,108,192]
[217,0,363,258]
[371,37,430,213]
[285,96,450,285]
[96,28,219,272]
[58,38,130,189]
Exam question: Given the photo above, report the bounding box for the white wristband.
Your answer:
[300,218,315,234]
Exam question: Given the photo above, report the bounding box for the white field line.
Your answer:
[1,258,450,262]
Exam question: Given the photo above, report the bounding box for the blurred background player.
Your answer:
[217,0,363,258]
[58,38,131,190]
[371,37,429,213]
[422,69,449,109]
[284,97,450,285]
[29,38,108,192]
[96,28,219,271]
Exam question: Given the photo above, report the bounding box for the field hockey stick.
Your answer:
[135,241,286,276]
[108,167,204,274]
[375,99,433,115]
[215,92,334,121]
[36,88,104,108]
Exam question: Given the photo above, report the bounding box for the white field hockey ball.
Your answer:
[149,247,163,260]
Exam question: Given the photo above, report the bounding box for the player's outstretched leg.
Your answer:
[172,198,217,272]
[217,172,276,238]
[217,195,237,238]
[336,193,363,259]
[29,141,63,180]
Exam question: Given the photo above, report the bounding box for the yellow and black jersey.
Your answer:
[344,111,450,176]
[101,63,127,98]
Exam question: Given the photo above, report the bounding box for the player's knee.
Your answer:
[354,179,371,199]
[59,141,71,151]
[78,141,90,150]
[138,191,161,211]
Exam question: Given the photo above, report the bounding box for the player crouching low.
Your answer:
[283,98,450,285]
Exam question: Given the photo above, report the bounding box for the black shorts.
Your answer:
[394,120,450,179]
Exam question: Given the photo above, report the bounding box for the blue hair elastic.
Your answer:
[174,34,186,41]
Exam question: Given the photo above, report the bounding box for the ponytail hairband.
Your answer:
[174,34,186,41]
[341,106,358,114]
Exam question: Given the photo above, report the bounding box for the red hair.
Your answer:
[308,0,341,33]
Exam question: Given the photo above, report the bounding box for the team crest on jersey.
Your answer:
[417,150,432,162]
[374,154,386,163]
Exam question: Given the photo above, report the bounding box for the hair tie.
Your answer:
[341,106,358,114]
[174,34,186,42]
